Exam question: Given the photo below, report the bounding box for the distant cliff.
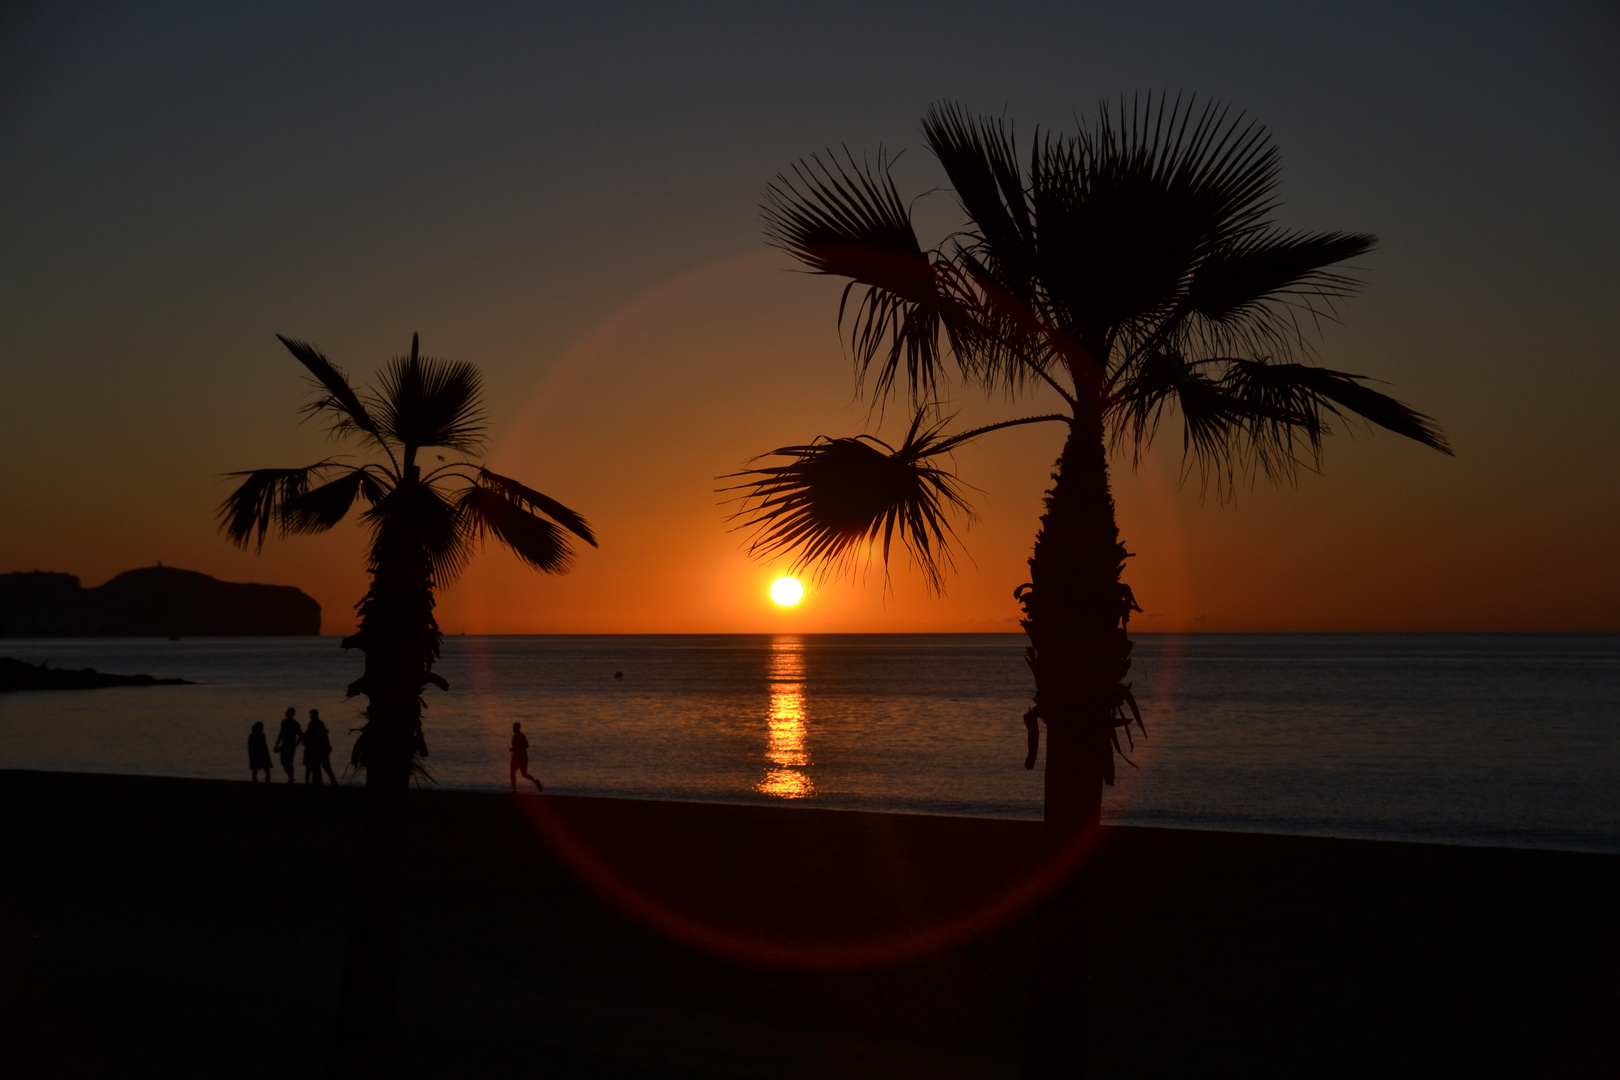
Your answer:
[0,566,321,637]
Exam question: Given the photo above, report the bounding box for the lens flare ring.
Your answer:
[463,249,1194,973]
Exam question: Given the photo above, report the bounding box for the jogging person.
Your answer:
[509,722,542,794]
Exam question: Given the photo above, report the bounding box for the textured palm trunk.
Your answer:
[325,477,443,1077]
[1018,408,1136,838]
[1016,408,1136,1080]
[349,540,437,795]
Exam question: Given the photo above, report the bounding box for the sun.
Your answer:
[770,576,804,606]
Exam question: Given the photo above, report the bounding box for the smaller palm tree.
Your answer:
[220,332,595,793]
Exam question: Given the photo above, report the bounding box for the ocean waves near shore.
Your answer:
[0,633,1615,852]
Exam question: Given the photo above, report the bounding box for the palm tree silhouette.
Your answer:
[220,332,593,1074]
[730,97,1451,839]
[222,332,595,789]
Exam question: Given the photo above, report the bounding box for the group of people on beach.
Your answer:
[247,708,337,785]
[247,712,544,794]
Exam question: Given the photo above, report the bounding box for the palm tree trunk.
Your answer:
[348,502,439,794]
[1017,408,1135,839]
[325,498,442,1077]
[1016,408,1136,1080]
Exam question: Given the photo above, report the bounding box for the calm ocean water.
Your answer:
[1,634,1616,852]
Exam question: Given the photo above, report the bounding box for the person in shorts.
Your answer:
[509,722,542,794]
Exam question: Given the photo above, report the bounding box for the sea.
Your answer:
[1,634,1616,853]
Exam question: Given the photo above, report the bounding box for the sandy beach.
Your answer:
[1,769,1615,1078]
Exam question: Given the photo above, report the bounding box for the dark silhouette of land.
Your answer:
[0,770,1613,1078]
[0,566,320,637]
[0,656,194,692]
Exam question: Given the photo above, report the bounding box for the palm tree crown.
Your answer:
[730,96,1450,824]
[224,333,594,580]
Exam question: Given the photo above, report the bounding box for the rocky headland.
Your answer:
[0,565,320,637]
[0,657,195,692]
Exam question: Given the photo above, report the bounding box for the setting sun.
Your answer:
[770,576,803,606]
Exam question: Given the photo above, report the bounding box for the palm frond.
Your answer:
[1109,351,1256,486]
[218,464,329,551]
[459,486,575,574]
[1114,352,1451,491]
[1026,93,1278,352]
[374,334,486,453]
[476,469,596,546]
[1179,229,1374,359]
[920,103,1072,395]
[276,335,380,439]
[363,480,473,585]
[762,150,970,406]
[1188,230,1373,319]
[280,468,387,535]
[1224,361,1452,456]
[723,412,974,593]
[923,102,1037,301]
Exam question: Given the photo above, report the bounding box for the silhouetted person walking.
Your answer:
[248,721,273,783]
[510,722,542,794]
[273,708,302,783]
[304,711,338,786]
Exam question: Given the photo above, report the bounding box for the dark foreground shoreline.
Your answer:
[1,771,1615,1078]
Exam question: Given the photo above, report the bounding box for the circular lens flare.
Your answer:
[770,577,804,606]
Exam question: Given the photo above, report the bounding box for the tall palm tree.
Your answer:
[731,97,1451,840]
[222,332,595,789]
[220,332,594,1074]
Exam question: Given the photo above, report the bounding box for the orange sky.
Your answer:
[7,247,1614,634]
[2,5,1616,634]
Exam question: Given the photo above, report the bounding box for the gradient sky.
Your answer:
[2,1,1616,634]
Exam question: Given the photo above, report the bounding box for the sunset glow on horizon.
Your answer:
[1,5,1614,636]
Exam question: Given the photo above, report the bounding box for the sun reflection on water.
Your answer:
[757,636,813,799]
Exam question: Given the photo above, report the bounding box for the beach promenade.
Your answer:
[1,770,1614,1077]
